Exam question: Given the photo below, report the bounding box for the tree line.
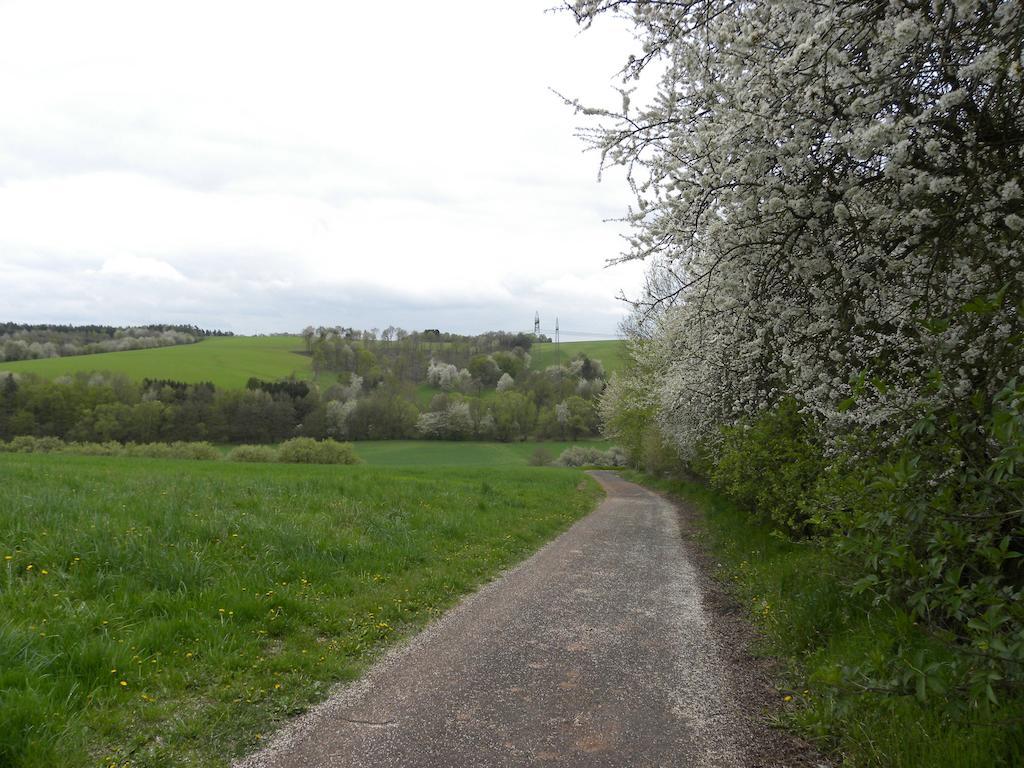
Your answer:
[573,0,1023,716]
[0,345,606,445]
[0,323,232,362]
[303,326,549,387]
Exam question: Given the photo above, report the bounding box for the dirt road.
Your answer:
[237,471,814,767]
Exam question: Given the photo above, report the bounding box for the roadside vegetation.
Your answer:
[0,452,602,767]
[574,0,1024,764]
[633,471,1024,767]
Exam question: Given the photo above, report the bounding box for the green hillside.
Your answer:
[0,336,627,392]
[0,335,312,389]
[529,339,625,374]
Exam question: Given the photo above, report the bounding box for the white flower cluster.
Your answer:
[572,0,1024,455]
[425,360,472,392]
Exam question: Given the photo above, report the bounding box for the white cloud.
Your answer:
[0,0,647,335]
[98,255,185,282]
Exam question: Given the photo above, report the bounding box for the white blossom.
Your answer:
[567,0,1024,456]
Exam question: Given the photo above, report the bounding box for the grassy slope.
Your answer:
[0,337,627,390]
[629,472,1024,768]
[354,439,611,467]
[529,339,625,374]
[0,454,602,768]
[0,336,312,389]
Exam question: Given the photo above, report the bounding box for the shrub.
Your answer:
[1,436,66,453]
[528,446,554,466]
[64,441,124,456]
[709,398,824,536]
[0,437,226,459]
[554,445,627,468]
[227,444,279,463]
[276,437,359,465]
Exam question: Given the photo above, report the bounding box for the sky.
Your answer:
[0,1,648,338]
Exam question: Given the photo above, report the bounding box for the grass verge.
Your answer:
[0,453,602,767]
[625,471,1024,768]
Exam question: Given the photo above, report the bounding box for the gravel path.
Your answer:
[236,471,819,768]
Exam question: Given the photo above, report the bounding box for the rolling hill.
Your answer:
[0,335,312,389]
[0,336,626,389]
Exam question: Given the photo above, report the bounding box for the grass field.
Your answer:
[529,339,626,374]
[0,336,312,389]
[0,453,602,767]
[354,439,611,466]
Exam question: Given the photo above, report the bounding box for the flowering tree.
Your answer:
[573,0,1023,704]
[426,360,472,392]
[570,0,1022,449]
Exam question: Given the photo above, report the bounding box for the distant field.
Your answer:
[0,336,627,391]
[354,439,611,466]
[0,453,601,767]
[0,336,312,389]
[529,339,625,374]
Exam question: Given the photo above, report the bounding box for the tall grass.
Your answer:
[0,454,601,767]
[629,473,1024,767]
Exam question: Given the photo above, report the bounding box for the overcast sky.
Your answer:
[0,1,647,338]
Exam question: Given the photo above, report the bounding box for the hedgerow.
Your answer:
[576,0,1024,718]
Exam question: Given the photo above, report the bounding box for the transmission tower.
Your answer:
[534,311,540,335]
[555,317,560,366]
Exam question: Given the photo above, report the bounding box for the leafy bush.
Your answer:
[528,446,554,466]
[0,437,221,461]
[227,444,279,463]
[827,383,1024,706]
[1,435,66,453]
[554,445,627,468]
[699,386,1024,707]
[709,398,824,536]
[276,437,359,465]
[63,441,124,456]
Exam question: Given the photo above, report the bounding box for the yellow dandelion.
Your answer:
[119,681,128,687]
[783,695,793,702]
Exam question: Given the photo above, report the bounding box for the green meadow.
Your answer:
[0,453,602,767]
[0,336,312,389]
[354,439,611,467]
[529,339,625,374]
